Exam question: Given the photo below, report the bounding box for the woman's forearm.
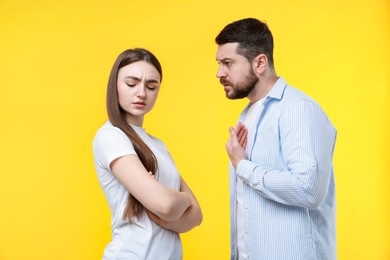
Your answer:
[147,177,203,232]
[165,203,202,233]
[153,190,192,221]
[146,200,202,233]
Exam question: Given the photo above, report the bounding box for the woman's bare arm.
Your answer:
[146,176,202,233]
[110,155,191,221]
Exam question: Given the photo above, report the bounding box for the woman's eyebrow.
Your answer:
[124,76,159,83]
[147,79,159,84]
[124,76,140,81]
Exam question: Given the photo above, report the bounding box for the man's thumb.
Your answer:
[229,127,237,140]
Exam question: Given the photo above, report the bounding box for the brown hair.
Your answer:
[215,18,275,68]
[106,48,162,221]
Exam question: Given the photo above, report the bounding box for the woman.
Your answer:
[93,48,202,259]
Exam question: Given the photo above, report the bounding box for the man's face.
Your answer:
[216,43,258,99]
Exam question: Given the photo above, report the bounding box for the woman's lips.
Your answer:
[133,102,146,108]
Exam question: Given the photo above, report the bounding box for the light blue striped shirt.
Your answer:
[230,77,337,260]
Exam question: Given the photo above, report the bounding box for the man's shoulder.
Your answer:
[281,83,319,106]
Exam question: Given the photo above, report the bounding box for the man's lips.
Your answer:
[220,79,231,87]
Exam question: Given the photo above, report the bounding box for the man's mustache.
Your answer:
[220,78,231,85]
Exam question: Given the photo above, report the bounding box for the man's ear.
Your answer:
[253,54,267,74]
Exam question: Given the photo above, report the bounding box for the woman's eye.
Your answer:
[147,86,156,91]
[126,83,135,87]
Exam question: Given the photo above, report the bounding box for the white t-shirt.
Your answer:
[93,121,182,260]
[237,98,265,259]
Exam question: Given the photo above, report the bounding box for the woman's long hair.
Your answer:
[106,48,162,221]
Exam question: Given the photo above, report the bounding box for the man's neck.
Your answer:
[248,73,279,103]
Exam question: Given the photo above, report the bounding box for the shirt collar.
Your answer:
[240,76,287,120]
[265,76,287,101]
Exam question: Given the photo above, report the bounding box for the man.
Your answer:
[215,18,337,260]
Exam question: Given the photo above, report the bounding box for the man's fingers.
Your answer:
[228,126,248,151]
[239,128,247,144]
[229,127,243,149]
[235,123,248,148]
[243,138,248,149]
[236,127,245,140]
[229,127,235,135]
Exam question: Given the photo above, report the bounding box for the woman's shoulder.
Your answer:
[147,131,167,146]
[96,120,123,133]
[132,125,164,145]
[93,121,128,144]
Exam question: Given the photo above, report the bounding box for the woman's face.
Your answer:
[117,61,161,126]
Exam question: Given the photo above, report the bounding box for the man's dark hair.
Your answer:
[215,18,274,68]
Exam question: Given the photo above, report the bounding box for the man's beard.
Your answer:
[221,70,258,100]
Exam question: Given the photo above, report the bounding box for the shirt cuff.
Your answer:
[236,159,266,189]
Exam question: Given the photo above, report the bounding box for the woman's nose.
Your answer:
[137,86,146,97]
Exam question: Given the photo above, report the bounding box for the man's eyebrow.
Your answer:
[216,58,233,62]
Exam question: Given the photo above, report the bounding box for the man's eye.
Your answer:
[221,61,231,67]
[147,86,157,91]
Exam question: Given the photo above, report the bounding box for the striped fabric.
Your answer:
[230,77,337,260]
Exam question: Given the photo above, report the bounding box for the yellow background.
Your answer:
[0,0,389,259]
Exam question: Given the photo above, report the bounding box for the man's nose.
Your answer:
[216,65,226,78]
